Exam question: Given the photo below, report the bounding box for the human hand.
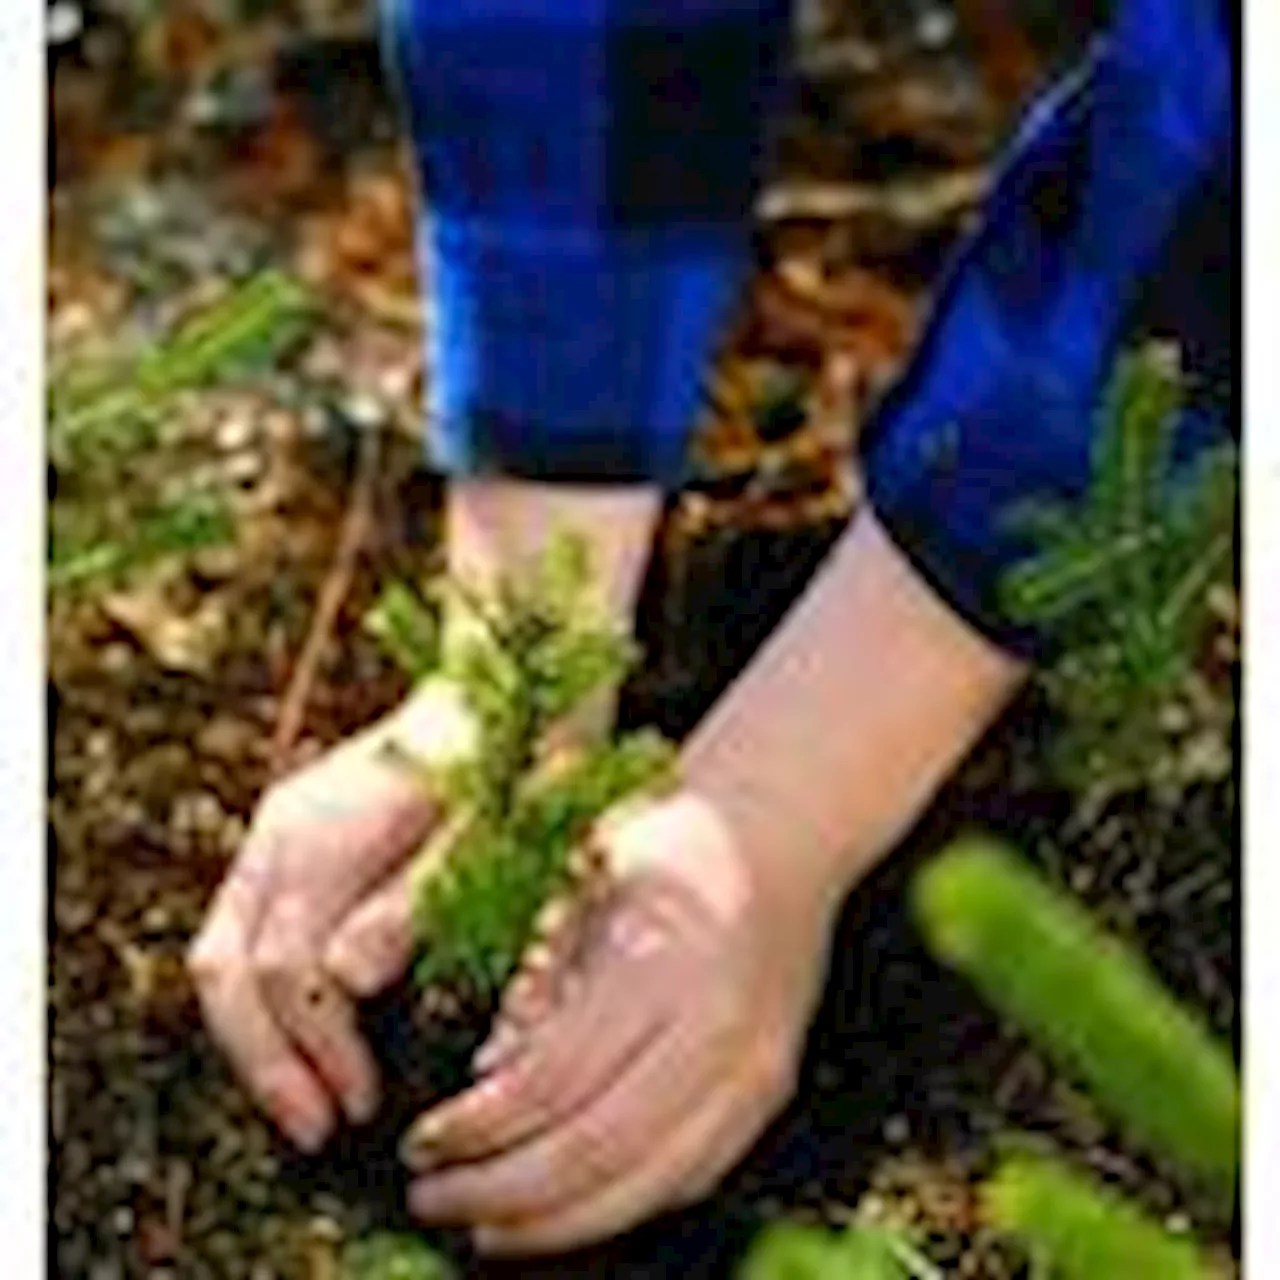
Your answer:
[188,681,476,1151]
[397,787,839,1256]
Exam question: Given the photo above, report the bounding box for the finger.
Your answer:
[191,945,336,1151]
[471,1018,526,1078]
[407,1017,709,1225]
[495,853,619,1034]
[190,840,335,1150]
[189,828,277,961]
[472,1080,757,1256]
[494,905,582,1033]
[255,895,380,1125]
[323,862,417,998]
[401,967,664,1172]
[474,886,604,1075]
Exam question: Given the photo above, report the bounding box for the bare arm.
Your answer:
[681,508,1028,919]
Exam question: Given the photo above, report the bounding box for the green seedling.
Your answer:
[368,531,678,1008]
[49,270,314,594]
[999,341,1237,807]
[738,1221,943,1280]
[913,836,1239,1201]
[983,1156,1216,1280]
[341,1231,457,1280]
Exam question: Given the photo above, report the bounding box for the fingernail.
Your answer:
[273,1090,330,1154]
[287,1116,329,1154]
[472,1034,509,1076]
[399,1130,443,1174]
[400,1111,446,1163]
[472,1227,499,1254]
[535,898,570,940]
[504,972,539,1017]
[344,1084,379,1127]
[522,944,557,979]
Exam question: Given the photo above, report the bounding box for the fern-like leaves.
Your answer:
[48,271,313,595]
[369,532,678,1008]
[999,342,1237,804]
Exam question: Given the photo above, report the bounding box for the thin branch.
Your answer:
[270,420,382,776]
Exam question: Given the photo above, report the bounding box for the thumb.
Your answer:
[323,864,417,998]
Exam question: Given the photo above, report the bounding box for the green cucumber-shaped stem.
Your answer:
[341,1231,457,1280]
[912,836,1239,1198]
[984,1156,1216,1280]
[737,1222,919,1280]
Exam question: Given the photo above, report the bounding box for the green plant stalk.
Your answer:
[995,341,1237,807]
[984,1156,1215,1280]
[737,1222,926,1280]
[341,1231,457,1280]
[48,491,235,590]
[912,836,1239,1199]
[364,582,441,684]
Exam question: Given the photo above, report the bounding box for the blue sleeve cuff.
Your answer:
[421,222,753,490]
[860,0,1234,660]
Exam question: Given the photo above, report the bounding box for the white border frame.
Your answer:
[7,3,1272,1277]
[0,0,47,1273]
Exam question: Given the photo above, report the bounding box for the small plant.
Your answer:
[983,1156,1216,1280]
[367,532,678,1008]
[48,270,313,593]
[999,341,1237,809]
[737,1221,943,1280]
[341,1231,457,1280]
[912,836,1239,1202]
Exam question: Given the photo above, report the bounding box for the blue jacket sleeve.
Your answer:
[379,0,792,485]
[860,0,1235,658]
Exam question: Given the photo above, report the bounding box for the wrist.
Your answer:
[444,478,661,740]
[677,511,1028,917]
[445,478,660,634]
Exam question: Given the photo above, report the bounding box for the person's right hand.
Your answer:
[188,681,477,1151]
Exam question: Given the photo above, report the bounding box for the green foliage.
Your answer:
[912,836,1239,1201]
[341,1232,457,1280]
[363,582,441,685]
[48,271,313,594]
[999,342,1237,805]
[983,1156,1215,1280]
[737,1221,943,1280]
[371,532,678,1007]
[411,728,676,1001]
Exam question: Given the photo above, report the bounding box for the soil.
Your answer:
[48,4,1237,1277]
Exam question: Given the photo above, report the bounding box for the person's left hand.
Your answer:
[396,787,839,1257]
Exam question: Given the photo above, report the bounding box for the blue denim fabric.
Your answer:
[381,0,1234,654]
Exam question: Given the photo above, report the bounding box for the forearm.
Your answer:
[679,0,1235,910]
[681,511,1027,917]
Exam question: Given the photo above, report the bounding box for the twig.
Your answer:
[270,421,382,776]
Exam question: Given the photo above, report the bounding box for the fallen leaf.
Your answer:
[101,584,230,675]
